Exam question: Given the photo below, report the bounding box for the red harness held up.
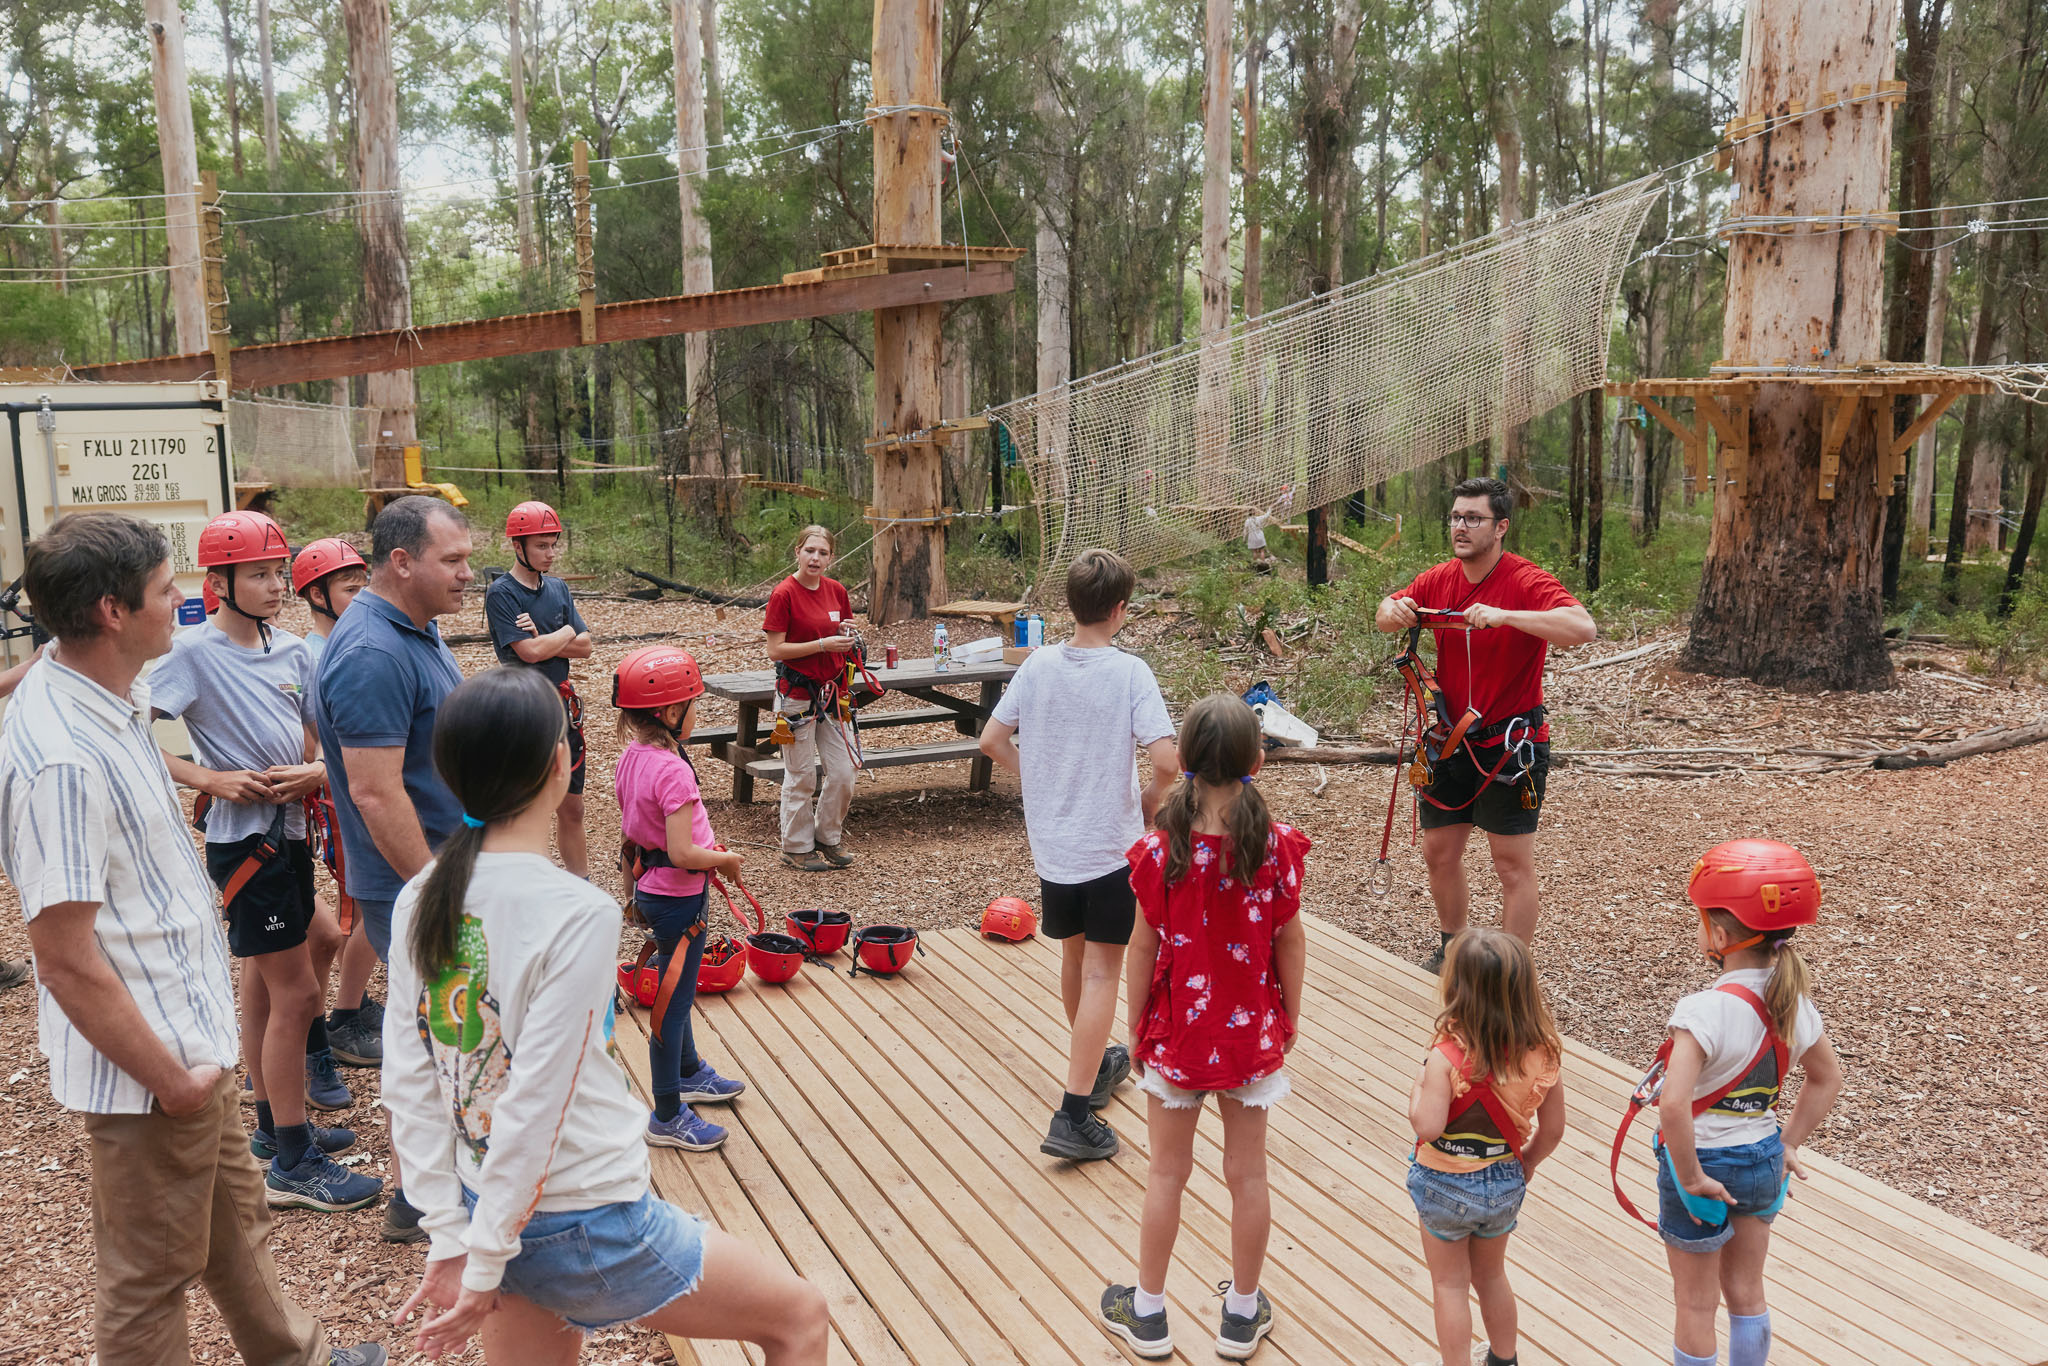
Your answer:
[1609,983,1788,1227]
[1420,1036,1525,1164]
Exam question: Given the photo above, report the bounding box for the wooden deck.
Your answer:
[616,916,2048,1366]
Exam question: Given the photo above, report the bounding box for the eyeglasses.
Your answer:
[1447,514,1498,528]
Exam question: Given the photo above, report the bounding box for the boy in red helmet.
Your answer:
[292,538,383,1069]
[485,501,594,876]
[150,511,382,1214]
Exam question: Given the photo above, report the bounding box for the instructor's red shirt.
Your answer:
[1393,553,1579,742]
[763,574,853,691]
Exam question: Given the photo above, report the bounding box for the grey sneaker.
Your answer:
[1099,1284,1172,1358]
[329,1344,388,1366]
[1090,1044,1132,1109]
[815,841,855,868]
[1420,941,1448,975]
[0,958,31,990]
[1215,1281,1275,1359]
[1041,1109,1119,1161]
[381,1191,429,1244]
[327,1013,382,1068]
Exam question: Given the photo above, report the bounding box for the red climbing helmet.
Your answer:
[850,925,923,978]
[695,936,748,994]
[197,510,290,568]
[746,931,809,984]
[1687,839,1821,952]
[786,909,853,957]
[978,897,1036,942]
[291,537,366,595]
[505,500,563,540]
[613,646,705,710]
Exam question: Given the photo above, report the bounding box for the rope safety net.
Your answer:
[225,396,374,488]
[985,175,1664,595]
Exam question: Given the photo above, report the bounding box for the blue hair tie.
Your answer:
[1239,775,1254,784]
[461,813,486,829]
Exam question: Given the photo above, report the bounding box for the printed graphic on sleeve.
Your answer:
[415,913,509,1160]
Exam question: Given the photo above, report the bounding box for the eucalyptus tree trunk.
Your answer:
[341,0,418,485]
[1195,0,1232,512]
[258,0,280,176]
[672,0,721,493]
[145,0,206,355]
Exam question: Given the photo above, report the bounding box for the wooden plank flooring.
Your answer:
[617,916,2048,1366]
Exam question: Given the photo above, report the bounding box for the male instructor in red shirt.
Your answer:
[1376,476,1596,969]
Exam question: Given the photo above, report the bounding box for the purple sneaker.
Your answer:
[677,1064,746,1104]
[647,1108,727,1151]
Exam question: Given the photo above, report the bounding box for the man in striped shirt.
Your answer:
[1,513,381,1366]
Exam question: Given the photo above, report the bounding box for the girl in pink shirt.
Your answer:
[1101,694,1308,1361]
[612,646,746,1152]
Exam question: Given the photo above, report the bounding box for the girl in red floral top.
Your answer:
[1099,695,1308,1361]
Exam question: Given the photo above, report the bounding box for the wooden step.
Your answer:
[744,737,985,786]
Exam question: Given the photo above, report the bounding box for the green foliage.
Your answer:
[0,285,95,365]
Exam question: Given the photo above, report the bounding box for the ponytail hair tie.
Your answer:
[461,813,486,830]
[1239,775,1254,785]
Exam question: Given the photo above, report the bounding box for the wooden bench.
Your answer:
[744,738,986,787]
[684,704,965,753]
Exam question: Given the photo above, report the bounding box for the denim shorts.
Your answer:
[1657,1133,1787,1252]
[1407,1156,1527,1241]
[460,1188,707,1329]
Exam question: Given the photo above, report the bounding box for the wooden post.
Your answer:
[199,171,231,387]
[672,0,722,496]
[342,0,417,492]
[573,140,596,344]
[1685,0,1897,688]
[1194,0,1232,514]
[145,0,207,355]
[867,0,947,625]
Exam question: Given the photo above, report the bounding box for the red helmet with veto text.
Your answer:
[505,500,563,540]
[197,510,289,568]
[291,537,367,596]
[1686,839,1821,948]
[612,646,705,710]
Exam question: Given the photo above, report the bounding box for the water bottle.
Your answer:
[1026,613,1044,647]
[933,621,950,671]
[1014,614,1029,647]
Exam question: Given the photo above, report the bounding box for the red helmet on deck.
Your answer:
[291,537,367,595]
[505,501,563,540]
[978,897,1036,942]
[746,932,809,984]
[612,646,704,710]
[786,909,853,957]
[849,925,923,978]
[695,937,748,993]
[197,510,289,568]
[1686,839,1821,934]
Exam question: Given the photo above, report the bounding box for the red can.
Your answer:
[885,643,900,669]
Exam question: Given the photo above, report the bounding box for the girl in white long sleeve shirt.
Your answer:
[382,667,826,1364]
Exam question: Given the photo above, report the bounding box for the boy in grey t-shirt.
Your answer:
[981,549,1178,1161]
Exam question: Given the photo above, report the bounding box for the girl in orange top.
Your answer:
[1406,928,1567,1366]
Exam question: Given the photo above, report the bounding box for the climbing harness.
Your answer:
[1418,1036,1525,1165]
[772,629,887,770]
[618,846,762,1023]
[1609,983,1791,1229]
[1373,607,1539,893]
[212,801,290,912]
[303,791,354,933]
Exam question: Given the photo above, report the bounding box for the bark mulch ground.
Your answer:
[2,590,2042,1363]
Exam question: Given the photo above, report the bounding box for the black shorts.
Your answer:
[205,834,317,958]
[562,687,587,796]
[1416,741,1551,837]
[1040,867,1137,945]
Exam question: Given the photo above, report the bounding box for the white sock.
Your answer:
[1225,1283,1260,1318]
[1134,1286,1166,1318]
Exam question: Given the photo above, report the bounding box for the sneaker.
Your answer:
[305,1049,353,1110]
[815,841,855,868]
[1099,1284,1172,1358]
[329,1345,388,1366]
[266,1149,384,1212]
[781,850,834,873]
[251,1122,358,1162]
[647,1109,728,1151]
[1215,1281,1275,1359]
[1040,1109,1119,1161]
[1090,1044,1132,1109]
[0,958,31,990]
[327,1013,383,1068]
[677,1064,747,1104]
[358,993,386,1031]
[382,1192,429,1244]
[1420,942,1447,975]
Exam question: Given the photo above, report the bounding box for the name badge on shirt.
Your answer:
[828,611,841,623]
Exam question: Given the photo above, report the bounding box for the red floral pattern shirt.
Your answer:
[1126,823,1312,1091]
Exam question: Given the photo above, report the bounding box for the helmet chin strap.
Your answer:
[217,574,274,652]
[513,537,538,574]
[307,583,340,622]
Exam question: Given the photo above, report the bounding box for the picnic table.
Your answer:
[692,656,1020,803]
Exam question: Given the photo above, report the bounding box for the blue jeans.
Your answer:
[637,889,709,1097]
[459,1187,705,1330]
[1658,1133,1787,1252]
[356,896,396,964]
[1407,1156,1527,1241]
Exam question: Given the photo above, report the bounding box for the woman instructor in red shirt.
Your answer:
[1376,476,1596,968]
[763,525,860,872]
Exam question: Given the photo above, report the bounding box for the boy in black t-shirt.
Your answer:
[485,501,595,875]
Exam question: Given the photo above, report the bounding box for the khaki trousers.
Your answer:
[82,1072,326,1366]
[778,712,857,853]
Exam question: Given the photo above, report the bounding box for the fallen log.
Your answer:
[1558,639,1679,674]
[627,567,771,610]
[1872,717,2048,770]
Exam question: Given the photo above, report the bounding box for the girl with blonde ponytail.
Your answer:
[1652,839,1845,1366]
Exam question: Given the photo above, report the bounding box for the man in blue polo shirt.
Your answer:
[315,495,471,1244]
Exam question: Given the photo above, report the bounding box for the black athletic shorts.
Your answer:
[562,686,588,797]
[1416,740,1551,837]
[205,834,317,958]
[1040,867,1138,945]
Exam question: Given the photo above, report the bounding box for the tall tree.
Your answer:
[1240,3,1264,325]
[1034,64,1070,493]
[219,0,244,173]
[1301,0,1364,587]
[1195,0,1232,508]
[1685,0,1898,688]
[145,0,206,355]
[341,0,418,485]
[257,0,280,176]
[673,0,721,488]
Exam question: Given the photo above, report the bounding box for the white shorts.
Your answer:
[1135,1066,1291,1111]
